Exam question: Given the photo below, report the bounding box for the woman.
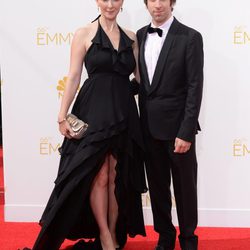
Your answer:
[23,0,147,250]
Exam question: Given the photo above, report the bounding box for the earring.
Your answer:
[98,6,100,12]
[121,7,123,12]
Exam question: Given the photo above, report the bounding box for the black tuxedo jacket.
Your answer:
[137,18,204,142]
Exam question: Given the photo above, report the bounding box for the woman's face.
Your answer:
[96,0,124,20]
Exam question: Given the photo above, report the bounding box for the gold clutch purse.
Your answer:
[66,114,88,139]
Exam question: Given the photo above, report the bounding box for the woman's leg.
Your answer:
[108,154,119,248]
[90,155,115,250]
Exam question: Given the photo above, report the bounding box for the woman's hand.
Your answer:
[58,120,74,139]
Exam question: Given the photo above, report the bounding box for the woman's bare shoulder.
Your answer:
[74,21,98,41]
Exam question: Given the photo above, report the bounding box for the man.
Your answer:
[137,1,203,250]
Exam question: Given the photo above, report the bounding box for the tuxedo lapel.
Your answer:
[139,25,151,92]
[148,18,180,95]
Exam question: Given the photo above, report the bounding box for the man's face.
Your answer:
[146,0,172,26]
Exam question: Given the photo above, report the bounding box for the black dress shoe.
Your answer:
[154,245,174,250]
[157,231,176,250]
[154,245,165,250]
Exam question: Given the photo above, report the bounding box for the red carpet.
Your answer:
[0,148,250,249]
[0,146,4,205]
[0,211,250,250]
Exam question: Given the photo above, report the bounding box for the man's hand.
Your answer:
[174,138,191,154]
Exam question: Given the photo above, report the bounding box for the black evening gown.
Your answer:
[29,20,147,250]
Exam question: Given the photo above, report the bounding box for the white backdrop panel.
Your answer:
[1,0,250,226]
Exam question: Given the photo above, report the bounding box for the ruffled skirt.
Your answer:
[31,74,147,250]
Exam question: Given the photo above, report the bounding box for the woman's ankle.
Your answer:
[110,232,119,248]
[100,231,115,250]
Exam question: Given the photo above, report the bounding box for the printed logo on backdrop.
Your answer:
[36,28,74,46]
[56,76,81,99]
[234,26,250,45]
[57,76,68,99]
[233,138,250,156]
[40,137,61,155]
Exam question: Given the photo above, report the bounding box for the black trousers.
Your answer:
[145,133,198,250]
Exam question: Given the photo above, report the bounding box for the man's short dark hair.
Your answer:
[144,0,177,10]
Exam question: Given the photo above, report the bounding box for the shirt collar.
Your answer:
[151,15,174,35]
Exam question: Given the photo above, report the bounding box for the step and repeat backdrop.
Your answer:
[0,0,250,226]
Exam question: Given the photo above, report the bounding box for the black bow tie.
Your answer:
[148,27,163,37]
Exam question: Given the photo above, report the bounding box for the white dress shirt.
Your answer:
[145,16,174,84]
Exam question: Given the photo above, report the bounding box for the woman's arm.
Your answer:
[132,33,140,83]
[57,27,88,138]
[125,30,140,95]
